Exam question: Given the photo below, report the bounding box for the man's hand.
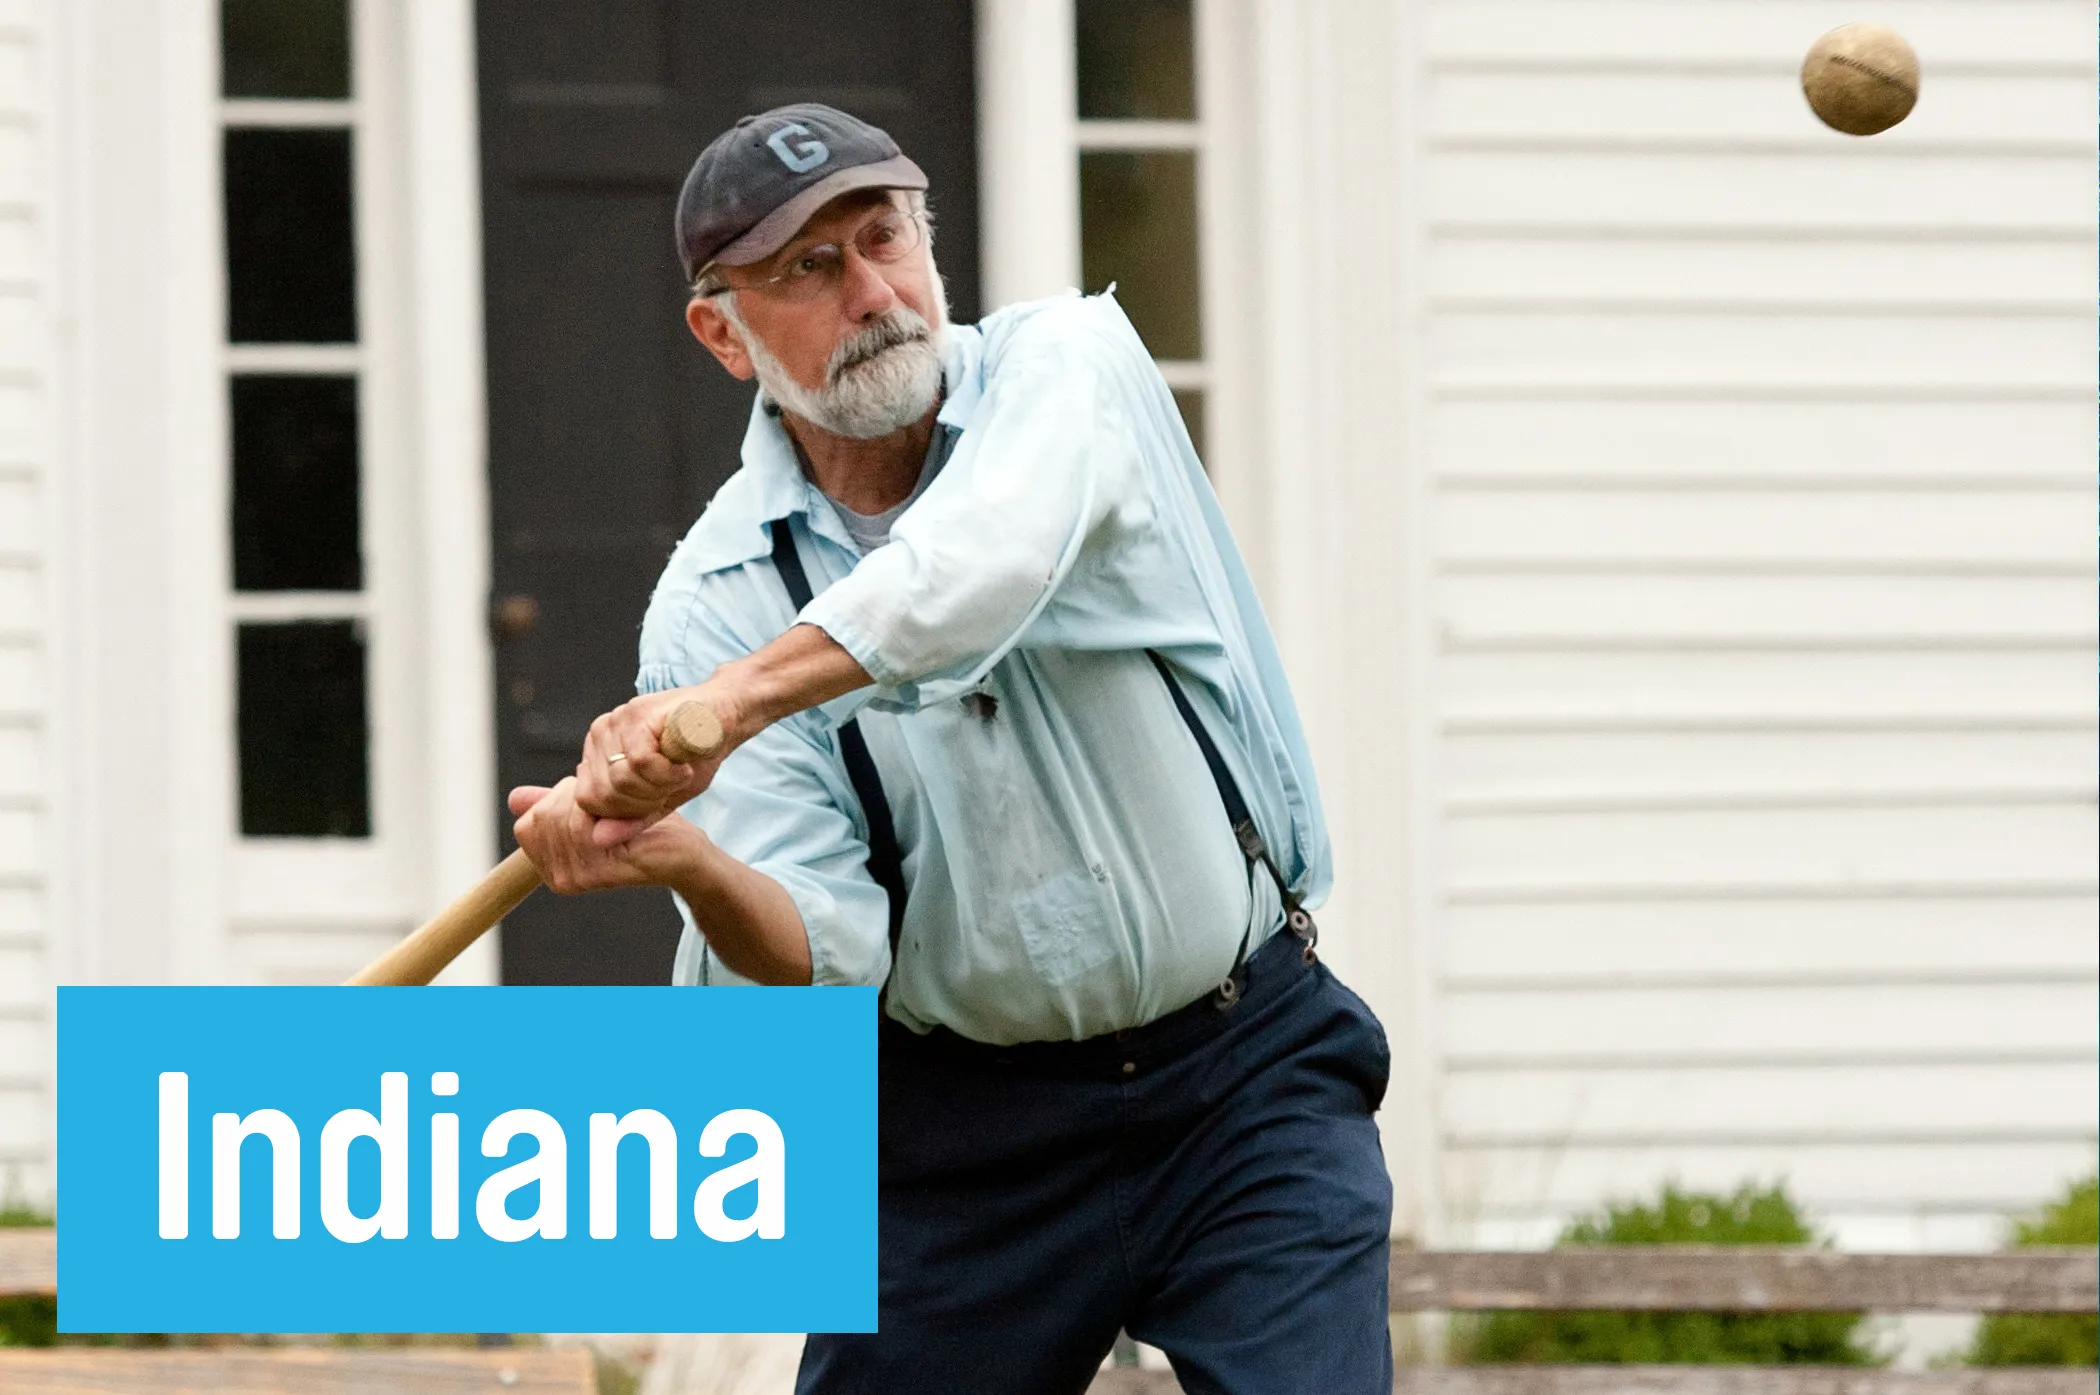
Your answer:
[572,625,877,845]
[509,779,816,985]
[574,687,740,845]
[509,779,712,894]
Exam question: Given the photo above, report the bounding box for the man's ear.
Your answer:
[686,296,756,380]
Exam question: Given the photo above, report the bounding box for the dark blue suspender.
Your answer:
[765,517,1316,996]
[769,521,909,960]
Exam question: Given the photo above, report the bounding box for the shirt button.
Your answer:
[1122,1061,1136,1075]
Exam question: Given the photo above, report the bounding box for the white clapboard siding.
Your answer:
[0,2,54,1205]
[1418,0,2097,1250]
[1444,895,2099,985]
[1446,648,2095,724]
[1445,1139,2100,1217]
[1433,397,2091,483]
[1445,1061,2100,1141]
[1444,981,2100,1068]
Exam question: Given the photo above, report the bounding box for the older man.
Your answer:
[509,104,1393,1395]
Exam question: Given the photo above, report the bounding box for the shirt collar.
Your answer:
[688,322,983,575]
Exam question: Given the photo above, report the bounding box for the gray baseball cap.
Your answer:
[675,103,927,282]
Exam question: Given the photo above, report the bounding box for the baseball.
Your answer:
[1801,23,1920,136]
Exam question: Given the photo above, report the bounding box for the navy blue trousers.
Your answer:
[797,931,1395,1395]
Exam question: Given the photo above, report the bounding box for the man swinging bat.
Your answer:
[508,104,1394,1395]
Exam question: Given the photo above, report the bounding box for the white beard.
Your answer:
[722,297,946,440]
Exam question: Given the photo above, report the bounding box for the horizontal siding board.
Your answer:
[0,886,40,936]
[1430,151,2092,233]
[1430,70,2097,146]
[1439,574,2093,645]
[1424,2,2094,67]
[0,124,32,204]
[0,642,38,714]
[0,478,30,552]
[1441,894,2100,985]
[1437,489,2091,568]
[0,722,34,793]
[1431,398,2091,484]
[1431,311,2092,390]
[0,1019,44,1077]
[0,294,32,373]
[1444,1062,2098,1140]
[0,943,38,1005]
[1431,235,2098,306]
[0,1086,39,1143]
[1442,981,2099,1063]
[0,210,31,281]
[0,562,37,631]
[1446,801,2096,893]
[0,381,36,452]
[1442,729,2097,804]
[1442,649,2097,725]
[1441,1138,2100,1217]
[0,806,34,876]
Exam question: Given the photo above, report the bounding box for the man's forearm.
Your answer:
[712,623,874,743]
[669,839,815,986]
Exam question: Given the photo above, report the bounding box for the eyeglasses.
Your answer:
[700,207,925,305]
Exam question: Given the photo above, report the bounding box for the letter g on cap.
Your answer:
[767,123,829,173]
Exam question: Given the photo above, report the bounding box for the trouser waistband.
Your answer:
[884,927,1315,1082]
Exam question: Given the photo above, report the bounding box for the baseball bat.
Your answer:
[343,700,727,987]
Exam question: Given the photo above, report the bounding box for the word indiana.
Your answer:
[156,1071,784,1244]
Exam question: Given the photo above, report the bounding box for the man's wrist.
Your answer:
[664,829,729,911]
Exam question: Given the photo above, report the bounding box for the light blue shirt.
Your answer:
[637,291,1331,1045]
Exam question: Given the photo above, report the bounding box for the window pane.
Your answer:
[1172,389,1205,464]
[224,128,357,343]
[238,621,370,837]
[232,375,361,591]
[221,0,350,100]
[1076,0,1195,120]
[1080,150,1201,361]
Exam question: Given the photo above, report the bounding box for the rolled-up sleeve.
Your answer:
[639,590,890,989]
[796,327,1147,710]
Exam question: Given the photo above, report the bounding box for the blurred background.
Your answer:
[0,0,2092,1366]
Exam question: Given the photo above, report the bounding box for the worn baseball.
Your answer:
[1801,23,1920,136]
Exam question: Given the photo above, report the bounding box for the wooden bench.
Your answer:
[10,1228,2092,1392]
[1094,1243,2100,1393]
[0,1227,596,1394]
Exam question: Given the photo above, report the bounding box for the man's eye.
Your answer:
[786,255,825,279]
[866,223,898,246]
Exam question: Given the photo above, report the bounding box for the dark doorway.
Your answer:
[477,1,980,984]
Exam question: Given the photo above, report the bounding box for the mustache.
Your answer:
[826,311,933,384]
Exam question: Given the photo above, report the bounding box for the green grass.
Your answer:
[1964,1174,2097,1367]
[1449,1182,1879,1366]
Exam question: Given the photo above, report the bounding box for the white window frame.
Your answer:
[976,0,1267,584]
[73,0,496,987]
[217,0,422,972]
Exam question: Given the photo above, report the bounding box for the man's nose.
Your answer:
[839,246,898,322]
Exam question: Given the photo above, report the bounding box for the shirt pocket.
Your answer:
[1011,867,1117,985]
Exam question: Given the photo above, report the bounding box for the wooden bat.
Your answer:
[344,701,726,986]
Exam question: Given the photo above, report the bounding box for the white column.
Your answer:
[402,0,498,984]
[1244,0,1441,1241]
[975,0,1081,310]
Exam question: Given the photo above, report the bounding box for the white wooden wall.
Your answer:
[1415,0,2098,1250]
[0,0,56,1207]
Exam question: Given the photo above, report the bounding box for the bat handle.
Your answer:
[660,699,726,764]
[343,699,726,987]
